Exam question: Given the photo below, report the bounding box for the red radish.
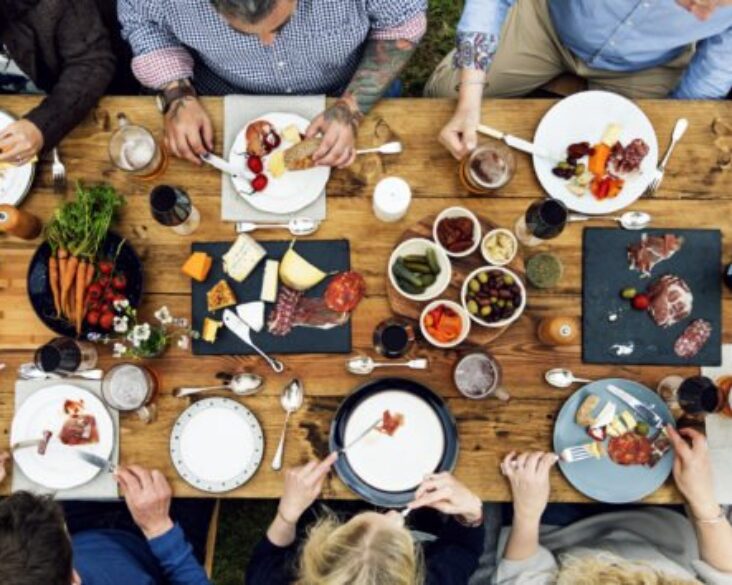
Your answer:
[112,274,127,291]
[247,155,263,174]
[99,311,114,331]
[86,310,100,327]
[632,293,650,311]
[98,261,114,275]
[251,174,268,192]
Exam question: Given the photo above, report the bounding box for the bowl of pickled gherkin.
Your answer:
[461,266,526,328]
[388,238,452,302]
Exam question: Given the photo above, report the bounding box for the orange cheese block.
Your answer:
[182,252,212,282]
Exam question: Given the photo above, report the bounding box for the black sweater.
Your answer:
[245,507,485,585]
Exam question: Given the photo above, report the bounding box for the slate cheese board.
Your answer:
[582,228,722,366]
[191,240,351,356]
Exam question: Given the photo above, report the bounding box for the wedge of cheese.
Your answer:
[206,279,237,312]
[222,234,266,283]
[236,301,265,333]
[267,150,286,179]
[202,318,222,343]
[182,251,213,282]
[282,124,302,145]
[260,259,279,303]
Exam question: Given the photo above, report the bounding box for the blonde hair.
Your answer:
[295,510,423,585]
[555,554,703,585]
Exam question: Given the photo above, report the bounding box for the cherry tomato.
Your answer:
[632,293,650,311]
[99,302,112,314]
[104,289,117,302]
[99,311,114,331]
[247,155,263,174]
[86,310,100,327]
[251,174,269,192]
[98,275,111,289]
[86,282,103,301]
[98,260,114,275]
[112,274,127,291]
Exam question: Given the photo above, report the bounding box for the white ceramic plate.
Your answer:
[0,109,35,206]
[170,397,264,493]
[344,390,446,493]
[229,112,330,215]
[11,385,115,490]
[533,91,658,215]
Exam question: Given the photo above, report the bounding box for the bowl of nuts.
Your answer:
[481,228,517,266]
[461,266,526,328]
[433,207,481,258]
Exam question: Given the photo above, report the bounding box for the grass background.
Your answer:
[212,4,464,583]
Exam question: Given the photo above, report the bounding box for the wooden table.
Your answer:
[1,96,730,502]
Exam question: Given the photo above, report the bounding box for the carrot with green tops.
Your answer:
[61,254,79,315]
[57,248,69,317]
[75,259,89,334]
[48,252,61,317]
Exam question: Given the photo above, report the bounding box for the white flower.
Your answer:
[113,299,130,311]
[127,323,151,347]
[113,315,129,333]
[86,332,102,342]
[154,306,173,325]
[177,335,190,350]
[112,343,127,358]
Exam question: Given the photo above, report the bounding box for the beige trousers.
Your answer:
[424,0,693,99]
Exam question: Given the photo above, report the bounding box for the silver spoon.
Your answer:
[173,373,264,398]
[272,379,304,471]
[346,356,429,376]
[567,210,651,230]
[235,217,320,236]
[356,141,403,156]
[544,368,594,389]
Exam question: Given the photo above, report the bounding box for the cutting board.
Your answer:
[582,228,722,366]
[191,240,351,356]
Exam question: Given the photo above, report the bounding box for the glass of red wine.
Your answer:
[149,185,200,235]
[677,376,723,416]
[34,337,98,373]
[514,199,568,247]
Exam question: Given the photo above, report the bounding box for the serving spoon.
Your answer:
[235,217,320,236]
[272,379,304,471]
[173,373,264,398]
[356,141,403,156]
[346,356,429,375]
[567,210,651,230]
[544,368,594,389]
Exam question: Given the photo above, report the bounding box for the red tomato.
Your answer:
[632,293,650,311]
[251,174,268,192]
[99,302,112,314]
[98,260,114,275]
[86,310,100,327]
[112,274,127,291]
[86,282,103,301]
[104,289,117,302]
[99,311,114,331]
[247,155,263,174]
[98,275,111,289]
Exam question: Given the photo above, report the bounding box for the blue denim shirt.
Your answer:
[455,0,732,99]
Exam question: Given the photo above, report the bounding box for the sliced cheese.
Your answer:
[222,234,266,283]
[236,301,265,333]
[587,441,606,459]
[606,416,627,438]
[182,251,213,282]
[261,259,279,303]
[282,124,302,145]
[601,123,622,147]
[202,318,221,343]
[591,402,616,429]
[620,411,637,432]
[267,150,286,178]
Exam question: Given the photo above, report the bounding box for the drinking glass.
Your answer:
[109,113,167,179]
[459,143,516,194]
[453,352,510,401]
[149,185,200,235]
[101,363,158,423]
[34,337,98,373]
[514,199,568,247]
[373,318,415,359]
[677,376,722,416]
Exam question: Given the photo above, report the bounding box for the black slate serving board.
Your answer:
[191,240,351,356]
[582,228,722,366]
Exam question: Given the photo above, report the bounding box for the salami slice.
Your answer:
[674,319,712,359]
[324,272,366,313]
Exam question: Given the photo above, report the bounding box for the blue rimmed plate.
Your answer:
[554,377,674,503]
[330,377,459,508]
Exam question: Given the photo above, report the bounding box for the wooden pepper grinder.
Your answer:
[0,204,43,240]
[536,316,580,346]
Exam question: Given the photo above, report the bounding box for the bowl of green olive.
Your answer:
[460,266,526,328]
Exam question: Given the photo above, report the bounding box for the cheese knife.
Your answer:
[606,384,666,432]
[223,309,285,373]
[477,124,553,160]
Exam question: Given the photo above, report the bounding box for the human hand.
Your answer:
[409,472,483,523]
[501,451,557,524]
[0,451,9,485]
[163,97,214,165]
[0,119,43,165]
[306,100,359,169]
[667,425,720,519]
[439,103,481,160]
[278,453,338,524]
[117,465,174,539]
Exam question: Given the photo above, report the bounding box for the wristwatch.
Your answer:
[156,78,197,114]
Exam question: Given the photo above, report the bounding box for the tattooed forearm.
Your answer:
[323,100,361,133]
[344,38,418,116]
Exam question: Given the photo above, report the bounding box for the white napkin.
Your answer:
[221,95,327,222]
[702,345,732,504]
[12,378,120,500]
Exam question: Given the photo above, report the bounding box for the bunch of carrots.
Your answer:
[44,183,124,335]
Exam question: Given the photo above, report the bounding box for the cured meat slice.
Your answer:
[60,414,99,446]
[38,430,52,455]
[608,432,652,466]
[674,319,712,358]
[291,297,350,329]
[608,138,649,175]
[649,435,672,468]
[267,287,303,336]
[377,410,404,437]
[647,275,693,328]
[628,233,683,277]
[324,272,366,313]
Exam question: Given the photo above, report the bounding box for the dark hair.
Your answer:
[210,0,282,24]
[0,492,73,585]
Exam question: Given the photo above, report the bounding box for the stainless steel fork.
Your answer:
[52,147,67,193]
[558,445,594,463]
[642,118,688,198]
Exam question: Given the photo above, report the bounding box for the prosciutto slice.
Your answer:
[60,414,98,446]
[292,297,349,329]
[628,233,683,277]
[647,274,693,328]
[608,138,649,175]
[267,287,303,336]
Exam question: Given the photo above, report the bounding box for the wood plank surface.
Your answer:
[1,96,730,502]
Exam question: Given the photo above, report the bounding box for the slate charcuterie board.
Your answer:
[191,239,351,356]
[582,228,722,366]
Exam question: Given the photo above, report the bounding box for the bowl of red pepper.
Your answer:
[420,299,471,349]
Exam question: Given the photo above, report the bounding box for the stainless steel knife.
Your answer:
[607,384,666,431]
[73,450,117,474]
[223,309,285,373]
[338,418,382,455]
[477,124,553,160]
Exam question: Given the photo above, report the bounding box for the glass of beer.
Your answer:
[101,363,158,423]
[453,351,510,401]
[459,143,516,194]
[109,113,167,179]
